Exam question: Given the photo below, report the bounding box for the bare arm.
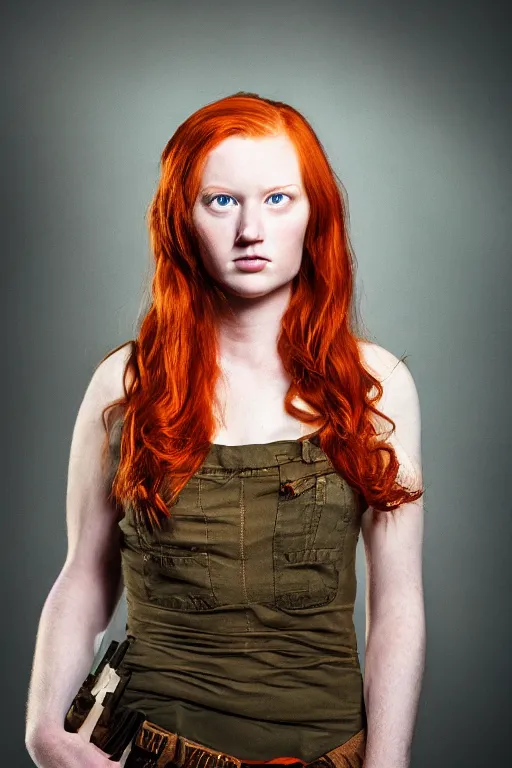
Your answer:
[25,344,130,762]
[361,353,426,768]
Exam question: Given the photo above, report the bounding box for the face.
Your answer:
[191,134,310,300]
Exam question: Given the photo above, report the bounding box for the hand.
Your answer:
[27,727,122,768]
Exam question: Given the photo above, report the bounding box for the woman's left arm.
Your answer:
[361,358,426,768]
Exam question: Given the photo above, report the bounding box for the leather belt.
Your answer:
[114,717,366,768]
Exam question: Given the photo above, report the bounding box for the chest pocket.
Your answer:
[140,548,218,611]
[273,459,354,610]
[122,488,221,612]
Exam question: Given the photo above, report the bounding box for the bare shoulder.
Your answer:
[357,338,422,481]
[357,340,420,411]
[357,340,402,383]
[91,339,134,409]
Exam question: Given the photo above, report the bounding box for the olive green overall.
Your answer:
[108,416,367,763]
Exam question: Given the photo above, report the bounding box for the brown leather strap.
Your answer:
[125,719,366,768]
[323,728,366,768]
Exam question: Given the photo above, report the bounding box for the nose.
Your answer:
[235,201,264,245]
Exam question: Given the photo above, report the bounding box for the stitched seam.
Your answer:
[272,470,279,607]
[239,478,252,631]
[239,478,250,606]
[197,477,218,603]
[308,474,325,549]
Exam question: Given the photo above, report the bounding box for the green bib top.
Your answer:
[108,416,367,763]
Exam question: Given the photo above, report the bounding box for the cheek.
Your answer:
[195,227,224,262]
[195,225,234,274]
[197,218,232,249]
[274,216,308,249]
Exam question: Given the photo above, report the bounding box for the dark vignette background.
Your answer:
[1,1,511,765]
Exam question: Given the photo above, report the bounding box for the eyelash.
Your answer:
[205,192,292,208]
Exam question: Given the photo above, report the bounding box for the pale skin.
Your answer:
[25,134,425,768]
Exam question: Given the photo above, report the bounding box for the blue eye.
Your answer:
[206,192,291,208]
[268,193,288,205]
[212,194,234,207]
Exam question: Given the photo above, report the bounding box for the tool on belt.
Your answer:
[64,638,147,763]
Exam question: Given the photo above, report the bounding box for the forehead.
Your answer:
[199,134,303,187]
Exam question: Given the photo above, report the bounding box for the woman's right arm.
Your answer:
[25,344,131,767]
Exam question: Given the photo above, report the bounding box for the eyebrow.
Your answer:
[201,183,300,195]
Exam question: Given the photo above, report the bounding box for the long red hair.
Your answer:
[98,91,424,529]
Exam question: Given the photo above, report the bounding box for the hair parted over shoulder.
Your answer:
[96,91,424,530]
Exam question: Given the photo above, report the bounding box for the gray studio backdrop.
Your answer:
[3,0,510,766]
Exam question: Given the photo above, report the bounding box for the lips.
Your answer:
[234,255,269,261]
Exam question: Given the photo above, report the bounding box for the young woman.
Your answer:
[25,92,425,768]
